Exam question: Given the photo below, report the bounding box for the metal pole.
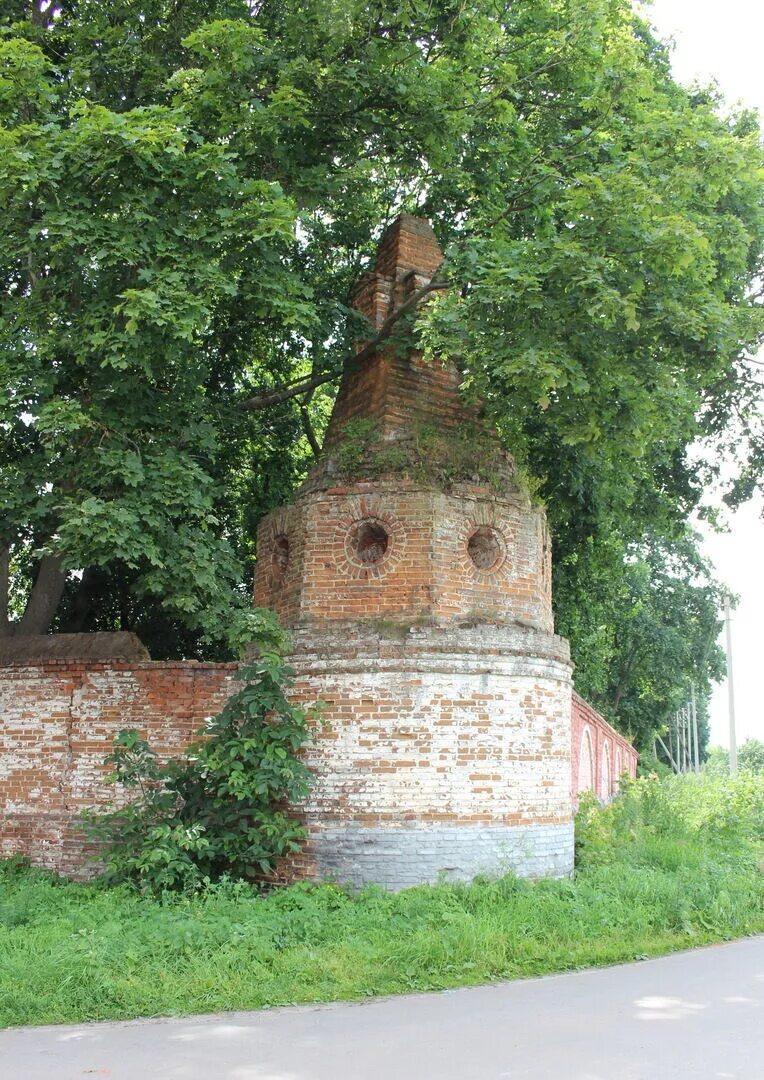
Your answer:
[690,682,700,774]
[657,734,679,773]
[724,595,738,775]
[675,712,681,773]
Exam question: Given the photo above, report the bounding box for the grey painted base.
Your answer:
[309,821,574,891]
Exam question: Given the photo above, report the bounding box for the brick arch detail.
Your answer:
[259,508,297,593]
[600,740,611,800]
[332,497,408,581]
[578,725,595,794]
[455,512,516,584]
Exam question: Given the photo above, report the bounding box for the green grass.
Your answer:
[1,774,763,1028]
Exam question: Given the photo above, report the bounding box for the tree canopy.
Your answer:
[2,0,762,749]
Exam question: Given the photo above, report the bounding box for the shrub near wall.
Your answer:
[0,661,236,876]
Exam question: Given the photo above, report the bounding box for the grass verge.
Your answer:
[1,774,762,1028]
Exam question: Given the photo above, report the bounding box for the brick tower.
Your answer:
[255,215,574,889]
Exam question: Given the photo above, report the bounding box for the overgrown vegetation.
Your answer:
[1,775,761,1029]
[82,652,316,894]
[2,0,762,753]
[333,418,511,492]
[705,740,764,776]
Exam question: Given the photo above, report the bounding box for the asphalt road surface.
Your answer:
[2,936,763,1079]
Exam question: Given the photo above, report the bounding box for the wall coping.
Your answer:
[573,690,637,756]
[0,660,239,673]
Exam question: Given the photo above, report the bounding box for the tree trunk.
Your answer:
[17,554,68,636]
[0,547,9,637]
[60,566,103,633]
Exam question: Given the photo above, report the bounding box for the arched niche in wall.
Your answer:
[601,741,611,801]
[578,726,594,794]
[615,747,623,792]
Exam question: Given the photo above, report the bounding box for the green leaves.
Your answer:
[1,0,762,700]
[555,530,726,751]
[0,18,306,643]
[0,39,51,125]
[83,646,316,894]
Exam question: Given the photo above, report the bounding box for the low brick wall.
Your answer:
[0,660,236,875]
[0,659,636,879]
[571,692,638,801]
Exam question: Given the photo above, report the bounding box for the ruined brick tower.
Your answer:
[255,215,574,888]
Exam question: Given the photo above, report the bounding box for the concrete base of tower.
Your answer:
[305,821,574,891]
[278,619,575,890]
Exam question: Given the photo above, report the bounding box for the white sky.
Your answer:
[642,0,764,748]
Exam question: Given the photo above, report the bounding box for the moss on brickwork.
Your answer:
[364,615,436,640]
[331,418,514,494]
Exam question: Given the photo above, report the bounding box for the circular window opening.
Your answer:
[355,521,389,565]
[271,534,290,576]
[467,526,502,571]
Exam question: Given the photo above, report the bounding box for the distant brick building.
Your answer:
[0,216,636,884]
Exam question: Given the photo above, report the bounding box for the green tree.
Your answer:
[704,741,764,776]
[739,739,764,774]
[704,745,730,776]
[555,531,725,752]
[1,1,762,708]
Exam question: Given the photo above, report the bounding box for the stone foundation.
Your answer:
[306,822,574,891]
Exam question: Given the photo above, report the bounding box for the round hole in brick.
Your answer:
[271,534,290,575]
[355,521,389,564]
[467,526,502,571]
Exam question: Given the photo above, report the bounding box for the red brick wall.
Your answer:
[322,214,479,448]
[0,661,236,876]
[1,658,629,878]
[255,482,554,632]
[571,692,638,801]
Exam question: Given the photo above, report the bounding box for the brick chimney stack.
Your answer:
[320,213,481,452]
[352,213,444,330]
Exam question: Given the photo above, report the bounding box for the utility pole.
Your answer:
[690,682,700,774]
[724,595,738,775]
[656,734,679,773]
[684,708,689,773]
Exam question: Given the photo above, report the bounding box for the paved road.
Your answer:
[3,937,763,1079]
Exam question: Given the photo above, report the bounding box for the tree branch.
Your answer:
[298,400,322,459]
[243,277,450,412]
